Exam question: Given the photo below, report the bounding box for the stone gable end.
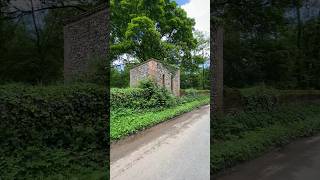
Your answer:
[130,59,180,96]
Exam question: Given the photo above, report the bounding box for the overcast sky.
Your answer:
[177,0,210,34]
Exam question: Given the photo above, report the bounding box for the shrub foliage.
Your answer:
[0,83,108,179]
[111,80,210,140]
[213,86,320,176]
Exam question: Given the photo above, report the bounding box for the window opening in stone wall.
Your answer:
[162,74,165,87]
[171,75,173,92]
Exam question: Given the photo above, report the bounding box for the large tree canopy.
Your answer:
[110,0,197,65]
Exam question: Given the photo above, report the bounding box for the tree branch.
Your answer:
[1,4,87,20]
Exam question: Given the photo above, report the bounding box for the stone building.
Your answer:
[63,4,108,82]
[130,59,180,96]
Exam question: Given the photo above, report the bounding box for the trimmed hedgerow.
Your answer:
[212,103,320,175]
[0,83,108,179]
[111,79,209,110]
[181,89,210,97]
[223,86,320,111]
[111,79,177,110]
[111,88,145,109]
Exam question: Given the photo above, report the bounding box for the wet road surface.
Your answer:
[110,105,210,180]
[217,134,320,180]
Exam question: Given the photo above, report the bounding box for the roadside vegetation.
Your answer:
[0,83,108,179]
[212,86,320,175]
[111,79,209,141]
[212,0,320,176]
[1,0,209,179]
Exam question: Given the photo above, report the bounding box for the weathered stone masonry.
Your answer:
[63,5,108,81]
[130,59,180,96]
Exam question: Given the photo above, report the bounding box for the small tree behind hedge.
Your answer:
[138,78,177,108]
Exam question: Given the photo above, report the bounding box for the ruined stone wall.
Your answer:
[130,60,180,96]
[155,62,173,91]
[64,6,108,81]
[153,61,180,96]
[172,70,180,96]
[130,62,149,87]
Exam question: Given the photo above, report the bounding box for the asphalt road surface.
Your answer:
[217,134,320,180]
[110,105,210,180]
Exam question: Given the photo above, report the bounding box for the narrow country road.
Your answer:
[110,105,210,180]
[217,134,320,180]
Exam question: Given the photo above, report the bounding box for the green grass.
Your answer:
[111,96,209,140]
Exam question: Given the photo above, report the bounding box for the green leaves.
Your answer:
[111,79,178,109]
[110,0,196,62]
[111,96,209,140]
[212,115,320,174]
[125,16,163,60]
[212,102,320,174]
[0,83,108,179]
[111,82,209,140]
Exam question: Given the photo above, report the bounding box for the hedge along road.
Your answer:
[110,105,210,180]
[217,134,320,180]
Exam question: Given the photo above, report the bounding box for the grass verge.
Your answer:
[111,96,209,140]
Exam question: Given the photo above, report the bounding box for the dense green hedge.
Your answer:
[111,87,208,110]
[224,86,320,111]
[110,88,145,109]
[0,83,108,179]
[212,103,320,175]
[180,89,210,96]
[214,86,320,175]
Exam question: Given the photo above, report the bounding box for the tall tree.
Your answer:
[110,0,196,66]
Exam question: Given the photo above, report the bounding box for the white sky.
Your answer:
[181,0,210,34]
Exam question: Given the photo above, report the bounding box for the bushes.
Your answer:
[180,89,209,97]
[212,115,320,174]
[212,103,320,175]
[213,104,317,141]
[111,80,208,110]
[0,83,107,150]
[111,78,175,110]
[222,86,281,111]
[111,88,146,109]
[224,86,320,111]
[0,83,108,179]
[111,87,176,110]
[213,86,320,175]
[235,86,280,111]
[137,79,177,108]
[111,80,210,140]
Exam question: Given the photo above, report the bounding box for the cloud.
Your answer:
[181,0,210,33]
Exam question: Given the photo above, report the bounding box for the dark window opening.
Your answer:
[171,75,173,92]
[162,74,165,87]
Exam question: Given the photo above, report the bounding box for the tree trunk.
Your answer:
[211,25,224,118]
[295,0,302,48]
